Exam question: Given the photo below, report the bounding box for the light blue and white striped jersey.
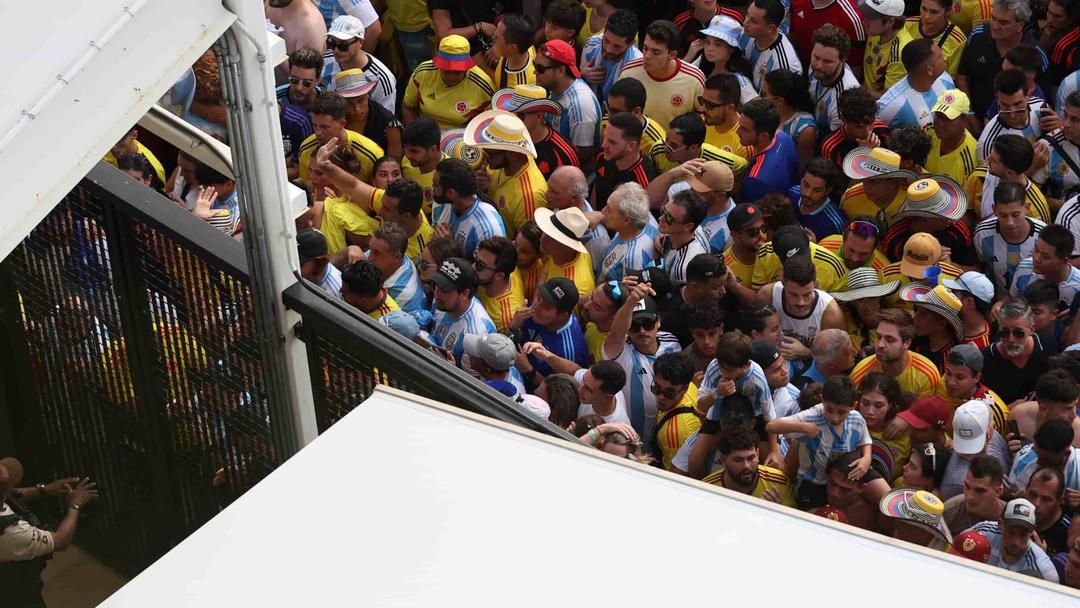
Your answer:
[605,331,683,440]
[784,403,870,485]
[1057,69,1080,119]
[973,217,1045,292]
[383,256,426,313]
[809,65,860,136]
[1056,194,1080,257]
[875,73,955,130]
[316,263,344,301]
[431,297,497,364]
[1046,131,1080,195]
[700,203,735,254]
[780,111,816,144]
[743,31,803,91]
[965,522,1060,582]
[976,99,1049,163]
[774,383,802,457]
[447,197,507,257]
[579,33,643,105]
[551,78,602,149]
[1010,258,1080,309]
[581,200,612,274]
[1008,444,1080,493]
[662,227,711,287]
[311,0,378,30]
[701,359,776,421]
[597,230,657,282]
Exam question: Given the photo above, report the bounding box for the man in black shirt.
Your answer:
[593,112,658,209]
[655,252,739,347]
[981,298,1059,405]
[429,0,516,59]
[1025,467,1073,556]
[956,0,1037,122]
[338,70,402,158]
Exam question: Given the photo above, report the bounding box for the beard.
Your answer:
[1002,341,1025,357]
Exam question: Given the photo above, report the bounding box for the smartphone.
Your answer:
[1007,419,1022,441]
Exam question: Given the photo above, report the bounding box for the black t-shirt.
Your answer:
[428,0,517,55]
[959,29,1040,119]
[1040,512,1073,556]
[361,101,402,153]
[593,153,658,210]
[534,129,579,180]
[980,332,1060,404]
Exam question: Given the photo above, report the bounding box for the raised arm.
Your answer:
[646,158,705,207]
[603,281,654,360]
[314,138,379,212]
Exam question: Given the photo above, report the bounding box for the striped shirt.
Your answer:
[976,99,1049,163]
[542,253,596,305]
[789,0,866,70]
[784,403,871,485]
[744,32,803,91]
[1057,69,1080,120]
[550,78,602,149]
[780,111,816,146]
[809,65,861,136]
[316,262,344,301]
[321,52,397,115]
[864,29,912,95]
[702,465,796,506]
[598,229,657,283]
[207,191,241,236]
[965,522,1059,582]
[1046,130,1080,196]
[489,158,547,238]
[662,228,711,287]
[650,141,749,176]
[1009,444,1080,493]
[973,217,1045,292]
[948,0,991,34]
[606,331,684,439]
[403,62,495,130]
[789,186,847,241]
[1055,194,1080,256]
[700,204,735,254]
[478,271,526,333]
[850,352,941,399]
[298,130,383,183]
[383,257,426,313]
[617,59,706,131]
[818,234,890,275]
[431,297,497,364]
[581,200,612,275]
[579,32,643,103]
[875,72,955,130]
[965,168,1052,223]
[445,197,507,258]
[312,0,378,29]
[533,128,579,180]
[1010,258,1080,310]
[523,316,589,377]
[494,48,536,90]
[279,100,313,162]
[702,359,776,421]
[904,20,967,78]
[751,241,848,292]
[1051,26,1080,82]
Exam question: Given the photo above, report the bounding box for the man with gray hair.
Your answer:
[981,298,1060,405]
[546,166,611,268]
[597,182,657,282]
[792,328,856,388]
[957,0,1041,122]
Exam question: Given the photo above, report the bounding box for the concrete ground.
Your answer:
[41,546,127,607]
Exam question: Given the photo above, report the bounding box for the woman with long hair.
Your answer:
[684,15,757,104]
[761,69,817,172]
[856,372,911,483]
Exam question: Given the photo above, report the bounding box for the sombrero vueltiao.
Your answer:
[895,177,968,222]
[492,85,562,116]
[880,488,953,545]
[464,109,538,159]
[440,128,485,170]
[842,147,916,181]
[830,267,900,302]
[899,282,966,341]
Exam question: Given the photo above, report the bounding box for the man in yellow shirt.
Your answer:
[374,179,434,266]
[723,204,767,302]
[604,78,667,156]
[963,135,1052,223]
[401,118,445,215]
[840,147,916,229]
[298,92,384,183]
[535,207,596,300]
[860,0,913,97]
[308,147,378,253]
[699,73,757,161]
[465,110,548,237]
[935,344,1010,435]
[701,425,796,507]
[648,111,749,176]
[403,35,495,130]
[850,308,941,399]
[750,228,848,292]
[948,0,992,34]
[339,260,400,320]
[818,217,891,275]
[651,353,703,470]
[581,281,623,365]
[925,89,979,185]
[105,127,166,185]
[904,4,967,77]
[474,237,526,333]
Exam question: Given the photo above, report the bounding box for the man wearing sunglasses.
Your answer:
[277,47,324,110]
[322,16,395,114]
[658,190,711,288]
[975,69,1060,167]
[646,111,747,177]
[723,204,768,302]
[981,299,1059,406]
[650,353,703,470]
[698,74,756,162]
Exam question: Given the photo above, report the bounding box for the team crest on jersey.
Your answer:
[671,94,684,108]
[1059,162,1070,176]
[817,102,826,116]
[497,195,507,209]
[423,187,434,201]
[740,383,756,398]
[455,100,468,113]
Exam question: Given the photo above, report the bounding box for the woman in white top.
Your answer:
[685,15,759,105]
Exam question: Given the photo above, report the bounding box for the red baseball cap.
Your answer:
[897,396,950,430]
[948,530,992,563]
[540,40,580,78]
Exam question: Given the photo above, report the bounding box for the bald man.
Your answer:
[546,166,614,269]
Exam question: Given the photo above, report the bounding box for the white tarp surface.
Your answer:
[103,386,1078,606]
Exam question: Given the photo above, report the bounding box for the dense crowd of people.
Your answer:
[75,0,1080,589]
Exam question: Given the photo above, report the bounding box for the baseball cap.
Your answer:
[952,400,990,455]
[860,0,905,19]
[948,530,992,562]
[946,343,984,373]
[463,333,517,371]
[727,203,763,232]
[380,310,420,340]
[899,233,942,280]
[518,394,552,420]
[772,225,811,263]
[297,229,328,264]
[1002,498,1037,531]
[430,257,477,293]
[685,160,735,193]
[897,395,951,430]
[540,40,580,78]
[932,89,971,120]
[942,271,994,305]
[536,277,580,313]
[327,15,365,40]
[629,266,673,301]
[750,341,780,371]
[631,296,660,321]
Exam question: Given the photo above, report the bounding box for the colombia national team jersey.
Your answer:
[403,61,495,130]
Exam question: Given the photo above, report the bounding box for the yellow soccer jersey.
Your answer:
[935,383,1011,436]
[926,128,978,186]
[617,58,705,131]
[840,182,907,230]
[585,321,607,365]
[299,130,383,183]
[724,246,756,288]
[850,351,942,399]
[704,121,755,161]
[818,234,890,276]
[948,0,992,34]
[650,142,749,176]
[385,0,430,32]
[750,241,848,292]
[403,61,495,130]
[543,252,596,303]
[402,153,446,215]
[369,294,400,321]
[702,465,796,507]
[494,47,537,90]
[368,188,434,264]
[520,258,545,303]
[600,114,666,156]
[655,392,703,471]
[963,166,1051,222]
[104,140,167,185]
[904,20,967,77]
[845,313,879,353]
[479,271,526,333]
[489,158,548,237]
[864,29,912,94]
[322,196,380,254]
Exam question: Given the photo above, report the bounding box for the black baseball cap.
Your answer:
[297,229,328,264]
[686,253,726,283]
[727,203,764,232]
[629,266,672,300]
[536,277,579,313]
[631,296,660,321]
[772,225,811,263]
[750,341,780,371]
[430,257,477,292]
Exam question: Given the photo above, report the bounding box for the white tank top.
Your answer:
[771,282,834,348]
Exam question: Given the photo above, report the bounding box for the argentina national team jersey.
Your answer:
[313,0,378,29]
[1010,258,1080,310]
[809,65,861,135]
[598,230,657,282]
[973,217,1045,292]
[780,111,816,143]
[701,359,776,420]
[605,332,683,440]
[699,204,735,253]
[447,197,507,257]
[743,32,803,91]
[317,263,345,301]
[875,73,955,129]
[383,257,426,313]
[321,53,397,115]
[1047,131,1080,195]
[431,298,497,363]
[1008,444,1080,492]
[662,228,711,286]
[580,33,643,104]
[1057,69,1080,119]
[1056,194,1080,256]
[786,404,870,484]
[581,200,613,273]
[976,100,1048,163]
[965,522,1060,581]
[551,79,602,149]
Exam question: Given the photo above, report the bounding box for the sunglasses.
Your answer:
[665,139,688,153]
[289,76,316,88]
[697,96,733,111]
[474,259,492,272]
[533,62,555,74]
[847,220,878,239]
[739,226,765,237]
[999,327,1028,339]
[660,208,686,224]
[327,38,359,52]
[630,318,657,332]
[650,382,686,399]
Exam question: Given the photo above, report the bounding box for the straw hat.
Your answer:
[334,69,377,99]
[895,176,967,222]
[492,85,562,116]
[464,110,538,159]
[440,128,485,170]
[900,283,966,341]
[879,488,953,545]
[535,207,589,253]
[830,267,900,302]
[842,147,916,181]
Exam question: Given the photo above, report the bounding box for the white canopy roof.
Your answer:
[103,386,1078,606]
[0,0,236,261]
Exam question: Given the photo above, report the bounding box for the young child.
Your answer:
[681,304,723,380]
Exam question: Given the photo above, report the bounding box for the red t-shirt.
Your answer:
[789,0,866,72]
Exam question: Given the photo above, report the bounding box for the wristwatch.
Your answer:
[35,483,47,497]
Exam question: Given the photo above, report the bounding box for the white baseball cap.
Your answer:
[328,15,365,40]
[952,400,990,455]
[860,0,905,18]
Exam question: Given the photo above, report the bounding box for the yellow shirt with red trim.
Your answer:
[704,120,756,161]
[403,61,495,130]
[519,258,545,303]
[948,0,992,34]
[542,252,596,303]
[963,166,1051,223]
[840,182,907,230]
[368,188,434,265]
[935,382,1010,435]
[864,28,913,94]
[402,153,447,216]
[724,246,756,288]
[298,130,383,183]
[904,19,968,77]
[488,158,548,237]
[322,196,380,254]
[818,234,890,277]
[600,115,667,156]
[494,47,537,90]
[655,387,702,470]
[845,313,878,354]
[750,241,848,291]
[104,140,167,185]
[585,322,608,366]
[616,58,706,131]
[880,260,964,309]
[369,293,400,321]
[702,465,796,507]
[479,271,526,333]
[926,128,978,186]
[850,351,942,399]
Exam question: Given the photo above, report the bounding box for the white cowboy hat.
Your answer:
[464,109,537,159]
[534,207,588,253]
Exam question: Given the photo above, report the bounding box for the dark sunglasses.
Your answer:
[630,318,657,332]
[999,327,1028,339]
[327,38,359,52]
[533,62,555,74]
[697,96,734,111]
[739,225,765,237]
[847,220,879,239]
[289,76,315,88]
[650,382,686,399]
[660,207,686,224]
